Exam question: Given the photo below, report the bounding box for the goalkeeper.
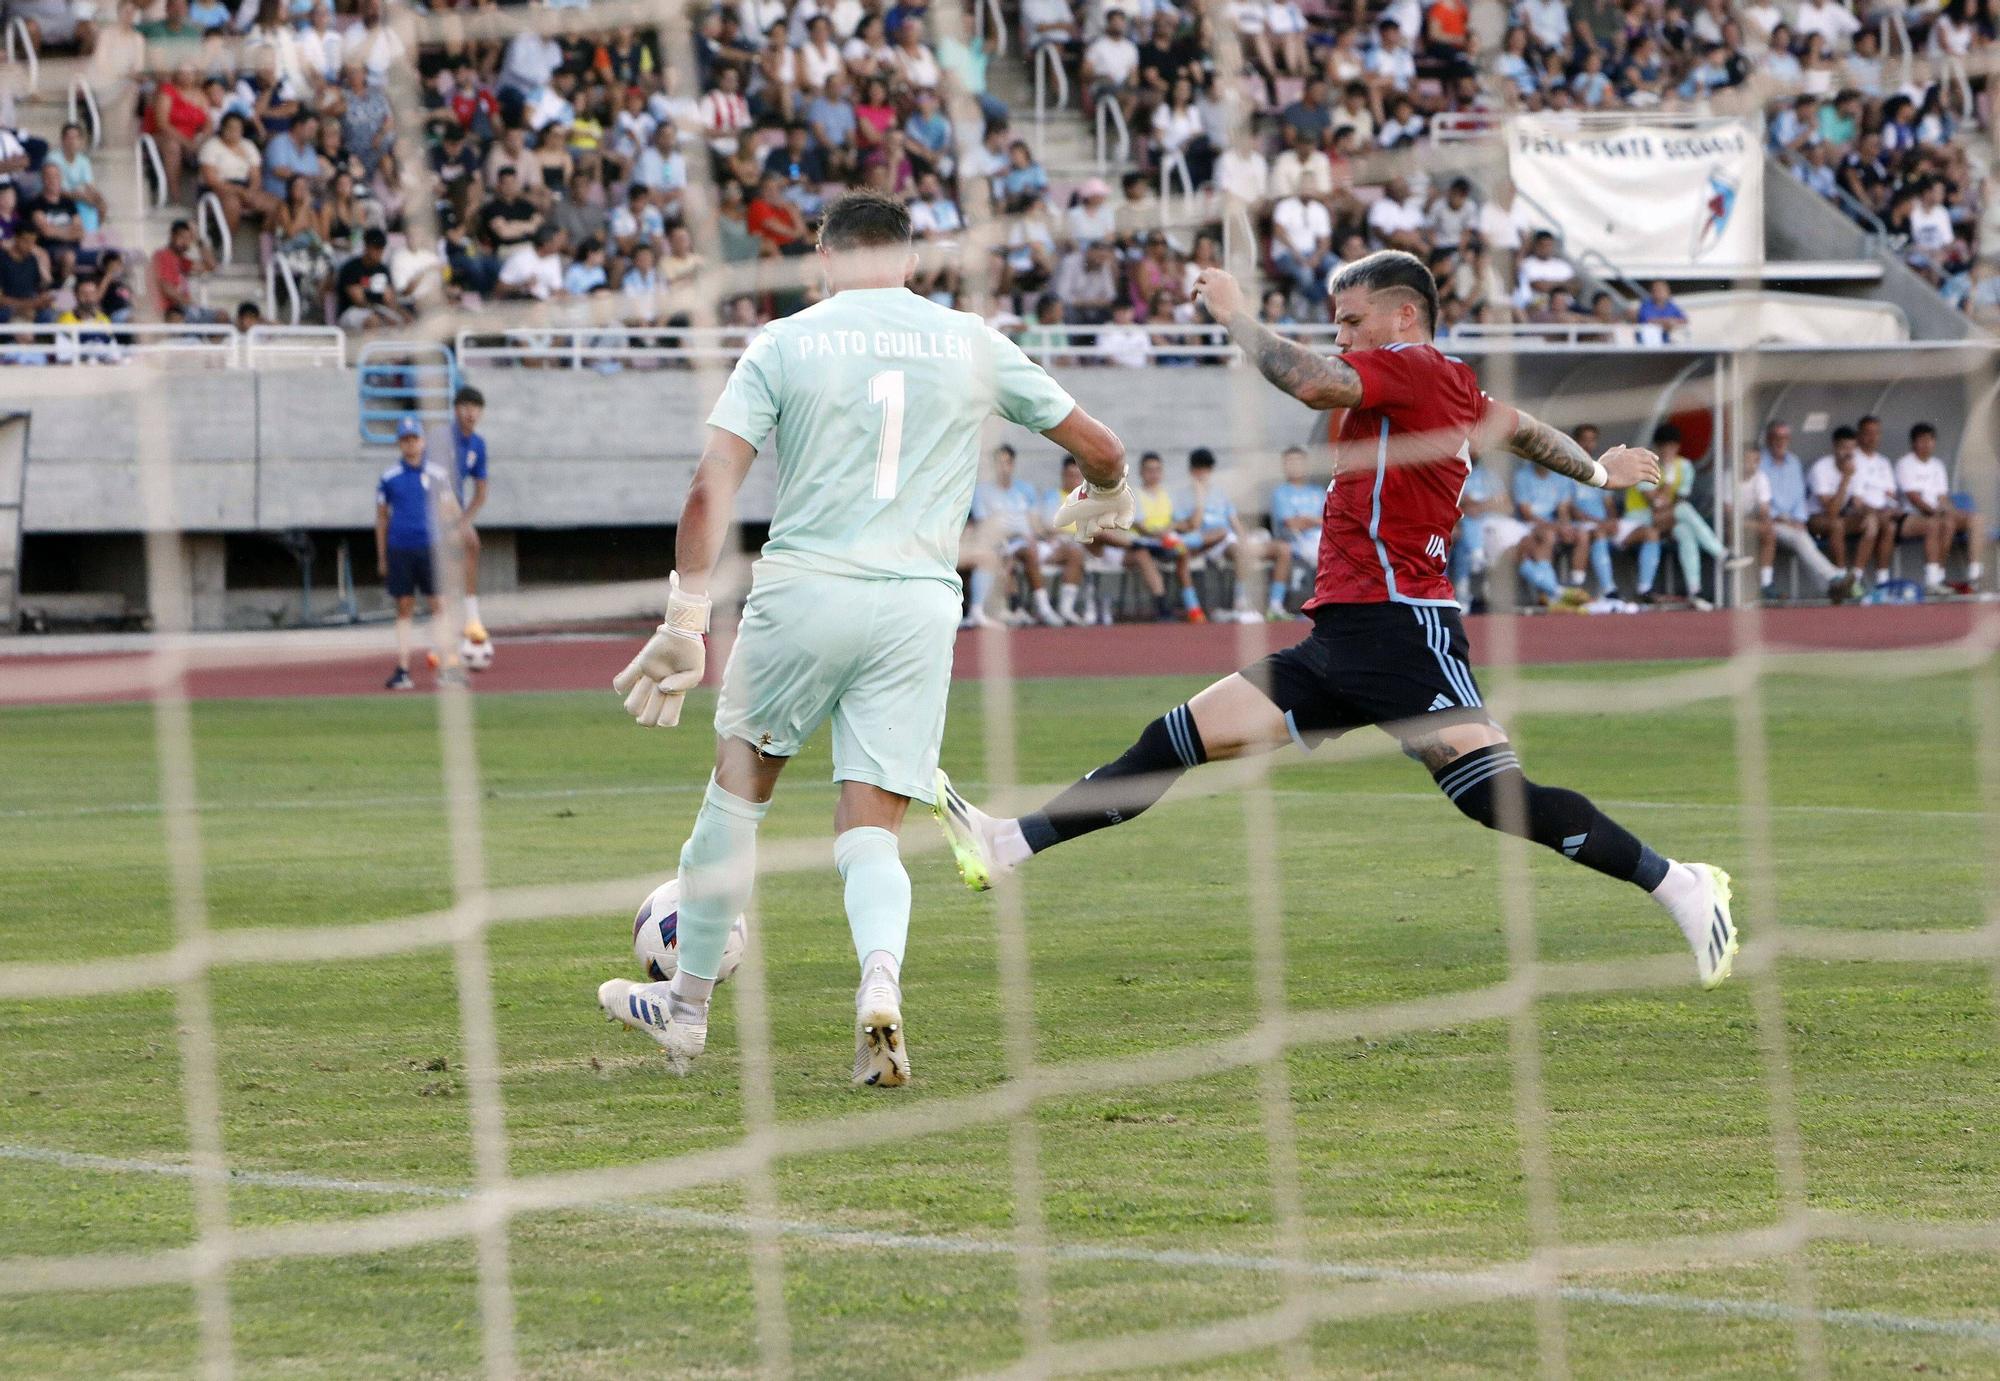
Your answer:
[598,191,1127,1085]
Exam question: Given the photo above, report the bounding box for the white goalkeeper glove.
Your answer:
[612,572,710,728]
[1053,479,1136,541]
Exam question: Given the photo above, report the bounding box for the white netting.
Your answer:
[0,0,1998,1376]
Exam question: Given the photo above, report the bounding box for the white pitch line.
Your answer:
[0,783,1984,824]
[3,1143,1996,1348]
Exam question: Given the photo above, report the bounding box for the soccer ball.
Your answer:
[460,635,495,672]
[632,877,747,983]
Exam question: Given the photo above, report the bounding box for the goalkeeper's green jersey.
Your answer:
[706,286,1077,589]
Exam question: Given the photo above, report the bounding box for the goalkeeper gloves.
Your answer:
[1052,478,1136,541]
[612,572,709,728]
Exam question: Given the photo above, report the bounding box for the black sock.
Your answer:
[1433,744,1669,890]
[1019,703,1206,853]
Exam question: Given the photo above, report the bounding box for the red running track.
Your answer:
[0,602,1986,707]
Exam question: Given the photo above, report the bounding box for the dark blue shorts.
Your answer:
[385,547,434,598]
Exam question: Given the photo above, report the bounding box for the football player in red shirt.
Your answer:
[935,250,1739,990]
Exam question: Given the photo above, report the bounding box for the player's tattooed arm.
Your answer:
[1507,410,1599,483]
[1226,310,1365,410]
[1506,409,1663,489]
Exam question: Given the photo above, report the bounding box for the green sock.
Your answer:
[835,826,909,973]
[675,776,768,980]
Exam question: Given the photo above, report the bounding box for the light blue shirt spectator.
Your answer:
[261,127,322,198]
[564,261,607,295]
[1760,448,1812,524]
[1513,465,1569,520]
[1567,477,1609,520]
[1269,479,1323,560]
[1173,486,1236,537]
[808,94,857,151]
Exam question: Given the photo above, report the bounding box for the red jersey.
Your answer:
[1308,342,1511,608]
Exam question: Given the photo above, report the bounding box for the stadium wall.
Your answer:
[5,345,1994,629]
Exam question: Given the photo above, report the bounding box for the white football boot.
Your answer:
[853,966,910,1088]
[931,768,1011,893]
[597,978,707,1074]
[1656,862,1739,990]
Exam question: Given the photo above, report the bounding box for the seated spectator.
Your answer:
[147,64,213,205]
[1365,176,1427,252]
[1053,239,1121,323]
[1366,21,1417,95]
[1755,421,1844,600]
[908,170,963,240]
[1215,136,1269,209]
[1268,444,1322,583]
[335,62,395,178]
[199,112,278,233]
[1177,447,1292,621]
[24,162,88,282]
[48,124,106,237]
[1635,280,1687,340]
[1125,451,1185,620]
[1895,422,1980,593]
[1066,176,1116,247]
[1427,177,1478,253]
[1096,299,1151,367]
[1807,424,1890,593]
[609,182,665,256]
[892,16,940,89]
[1152,76,1211,187]
[563,237,609,298]
[13,0,97,55]
[1085,11,1141,115]
[1513,452,1584,584]
[336,226,412,330]
[272,173,334,312]
[807,73,860,179]
[1270,190,1335,303]
[0,223,55,324]
[901,89,953,179]
[746,171,811,255]
[1514,230,1575,307]
[478,167,543,256]
[1270,125,1333,199]
[56,273,116,358]
[151,219,218,323]
[261,112,323,201]
[853,76,898,157]
[1021,0,1080,54]
[764,121,830,208]
[999,139,1048,211]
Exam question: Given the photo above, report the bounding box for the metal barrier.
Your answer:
[1095,94,1130,170]
[196,191,233,268]
[1032,43,1069,156]
[970,0,1007,58]
[136,134,168,213]
[264,249,304,325]
[357,340,456,443]
[66,76,101,149]
[1158,149,1195,228]
[4,15,37,96]
[244,325,344,369]
[0,321,237,367]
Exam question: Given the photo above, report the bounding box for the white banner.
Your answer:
[1506,117,1764,274]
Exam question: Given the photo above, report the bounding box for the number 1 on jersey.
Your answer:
[868,369,905,499]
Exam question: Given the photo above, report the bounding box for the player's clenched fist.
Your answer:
[1053,479,1136,541]
[1191,267,1246,323]
[1598,445,1661,490]
[612,572,710,728]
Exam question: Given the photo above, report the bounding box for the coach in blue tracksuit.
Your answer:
[375,414,460,690]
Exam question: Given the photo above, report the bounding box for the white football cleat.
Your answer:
[597,978,707,1074]
[1686,863,1739,990]
[932,768,1008,893]
[853,975,910,1088]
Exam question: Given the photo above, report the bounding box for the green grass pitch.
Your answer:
[1,663,1996,1378]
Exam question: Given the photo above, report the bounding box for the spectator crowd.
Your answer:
[962,401,1983,625]
[0,0,1977,346]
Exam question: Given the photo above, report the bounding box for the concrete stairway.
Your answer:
[9,50,266,317]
